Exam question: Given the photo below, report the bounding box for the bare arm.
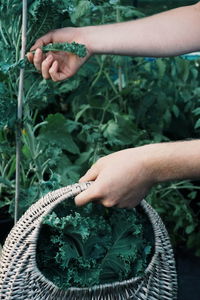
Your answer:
[28,2,200,81]
[84,2,200,57]
[75,140,200,207]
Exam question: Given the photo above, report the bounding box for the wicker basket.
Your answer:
[0,182,177,300]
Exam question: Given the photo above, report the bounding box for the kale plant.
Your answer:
[37,200,154,289]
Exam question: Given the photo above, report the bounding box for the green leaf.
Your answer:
[0,176,13,187]
[38,113,80,154]
[156,59,166,78]
[193,107,200,116]
[70,0,91,23]
[0,59,25,80]
[172,104,179,118]
[75,104,90,122]
[37,42,87,58]
[185,224,195,234]
[0,197,11,209]
[195,118,200,129]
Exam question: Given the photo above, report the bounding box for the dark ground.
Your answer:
[176,249,200,300]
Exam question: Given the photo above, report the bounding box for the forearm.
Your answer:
[82,2,200,57]
[144,140,200,183]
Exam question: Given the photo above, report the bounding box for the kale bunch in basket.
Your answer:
[37,200,154,289]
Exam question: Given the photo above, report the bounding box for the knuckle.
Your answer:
[41,61,48,68]
[102,200,113,208]
[102,197,117,208]
[52,77,59,82]
[35,38,41,44]
[43,74,50,80]
[34,57,41,65]
[66,71,75,79]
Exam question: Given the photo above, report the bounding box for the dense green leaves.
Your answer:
[38,113,80,154]
[37,201,154,288]
[0,0,200,263]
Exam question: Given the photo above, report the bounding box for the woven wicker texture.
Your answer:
[0,182,177,300]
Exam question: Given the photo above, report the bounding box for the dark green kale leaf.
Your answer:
[32,42,87,58]
[37,202,154,289]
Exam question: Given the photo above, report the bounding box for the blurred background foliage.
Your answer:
[0,0,200,256]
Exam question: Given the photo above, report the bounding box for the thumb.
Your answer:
[30,32,53,51]
[79,164,99,183]
[75,183,100,206]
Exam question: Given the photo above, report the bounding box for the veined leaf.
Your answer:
[38,113,80,154]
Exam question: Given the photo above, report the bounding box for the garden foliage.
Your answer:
[0,0,200,259]
[37,201,153,288]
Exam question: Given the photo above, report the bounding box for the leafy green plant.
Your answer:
[0,0,200,258]
[147,180,200,256]
[37,201,154,288]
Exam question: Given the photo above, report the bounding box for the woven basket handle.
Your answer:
[0,182,178,300]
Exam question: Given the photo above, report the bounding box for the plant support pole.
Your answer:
[15,0,27,224]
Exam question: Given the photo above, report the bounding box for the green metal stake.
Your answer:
[15,0,27,224]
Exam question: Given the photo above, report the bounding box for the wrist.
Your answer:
[78,26,96,56]
[142,143,173,184]
[80,24,119,56]
[142,140,200,184]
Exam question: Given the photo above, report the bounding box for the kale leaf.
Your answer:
[37,201,154,289]
[37,42,87,58]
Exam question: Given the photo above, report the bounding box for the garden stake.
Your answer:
[15,0,27,224]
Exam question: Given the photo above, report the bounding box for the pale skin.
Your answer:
[28,2,200,207]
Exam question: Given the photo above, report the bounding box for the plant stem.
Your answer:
[15,0,27,224]
[0,22,9,46]
[116,5,123,92]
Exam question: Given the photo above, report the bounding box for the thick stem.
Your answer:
[15,0,27,224]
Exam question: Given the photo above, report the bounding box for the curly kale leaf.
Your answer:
[32,42,87,58]
[37,202,154,289]
[99,209,149,283]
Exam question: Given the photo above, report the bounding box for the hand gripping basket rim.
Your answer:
[0,182,177,300]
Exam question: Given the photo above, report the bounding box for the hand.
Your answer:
[27,27,92,81]
[75,147,155,208]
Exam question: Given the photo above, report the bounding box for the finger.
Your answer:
[41,55,54,79]
[49,61,69,82]
[30,32,53,51]
[101,198,118,208]
[49,61,59,81]
[33,48,45,71]
[79,165,99,183]
[26,52,34,63]
[75,184,102,206]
